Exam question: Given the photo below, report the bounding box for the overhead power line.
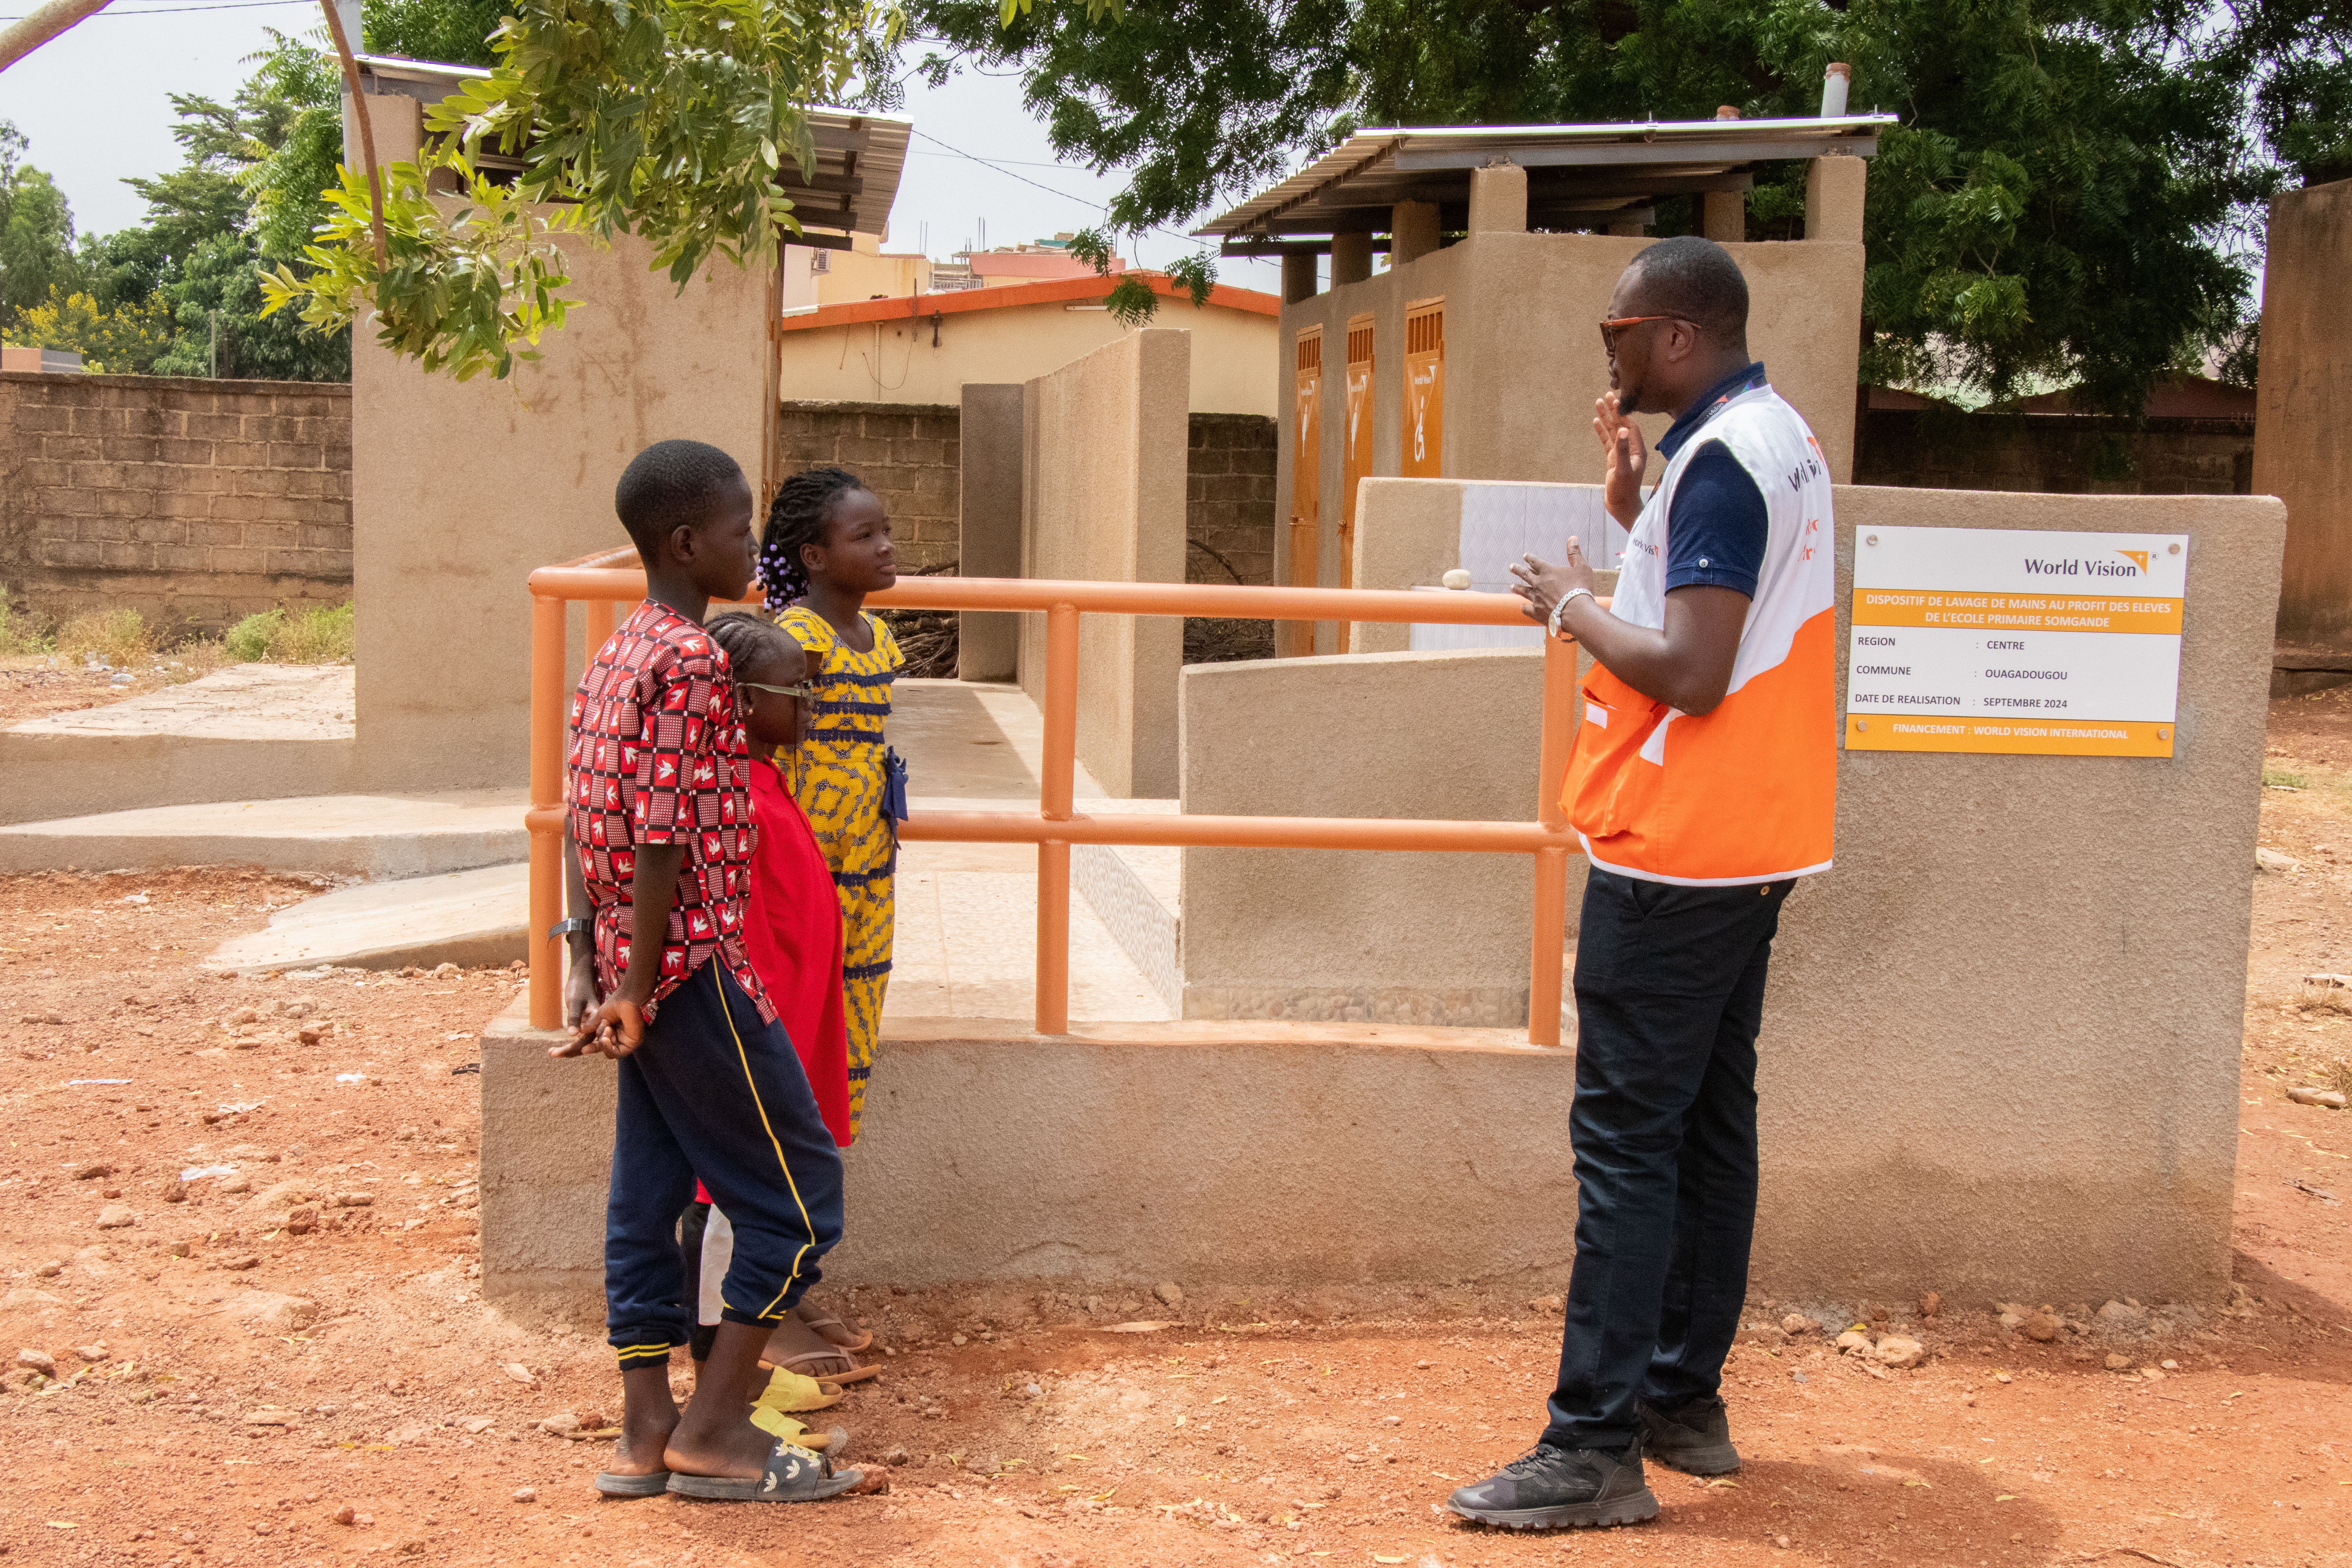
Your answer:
[0,0,308,18]
[906,127,1212,255]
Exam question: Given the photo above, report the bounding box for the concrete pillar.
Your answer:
[957,384,1024,682]
[1281,252,1319,303]
[1805,154,1868,244]
[1468,162,1526,235]
[1391,201,1441,265]
[1330,232,1374,286]
[1702,189,1746,243]
[340,89,422,169]
[2255,180,2352,644]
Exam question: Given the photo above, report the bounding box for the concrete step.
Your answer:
[0,789,527,877]
[205,862,528,975]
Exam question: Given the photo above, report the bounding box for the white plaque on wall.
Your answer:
[1844,526,2187,757]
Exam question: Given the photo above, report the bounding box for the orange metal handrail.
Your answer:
[526,559,1585,1045]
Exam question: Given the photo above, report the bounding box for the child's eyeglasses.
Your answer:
[737,680,817,702]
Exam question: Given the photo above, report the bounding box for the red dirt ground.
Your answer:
[4,699,2351,1568]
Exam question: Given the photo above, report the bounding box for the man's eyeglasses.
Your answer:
[737,679,817,703]
[1599,314,1693,353]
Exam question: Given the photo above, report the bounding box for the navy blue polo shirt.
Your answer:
[1653,362,1770,599]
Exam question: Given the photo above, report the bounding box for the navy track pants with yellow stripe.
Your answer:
[605,960,843,1370]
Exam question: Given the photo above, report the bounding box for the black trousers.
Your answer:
[604,960,843,1370]
[1543,866,1794,1450]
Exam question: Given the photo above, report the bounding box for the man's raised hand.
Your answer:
[1592,391,1648,527]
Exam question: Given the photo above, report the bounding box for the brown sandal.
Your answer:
[797,1307,873,1353]
[766,1349,881,1386]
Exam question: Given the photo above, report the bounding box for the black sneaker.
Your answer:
[1636,1394,1742,1475]
[1445,1441,1658,1530]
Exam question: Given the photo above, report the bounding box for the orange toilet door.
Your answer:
[1288,327,1323,656]
[1402,297,1445,480]
[1338,313,1375,652]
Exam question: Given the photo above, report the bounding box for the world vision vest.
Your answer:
[1563,382,1837,886]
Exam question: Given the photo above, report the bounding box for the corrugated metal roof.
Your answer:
[350,55,907,238]
[1196,114,1897,239]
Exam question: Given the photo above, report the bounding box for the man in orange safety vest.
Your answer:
[1445,235,1837,1532]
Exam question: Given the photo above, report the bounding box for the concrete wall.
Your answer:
[1345,476,1623,655]
[0,372,351,635]
[482,486,2277,1312]
[1017,330,1189,798]
[957,384,1024,681]
[1162,485,2277,1301]
[1861,410,2255,496]
[778,287,1277,416]
[1751,486,2278,1300]
[350,227,773,792]
[1180,646,1558,1025]
[2252,178,2352,645]
[774,400,961,574]
[1276,231,1863,654]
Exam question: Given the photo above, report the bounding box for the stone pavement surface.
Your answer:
[0,789,525,878]
[5,662,353,740]
[203,862,530,974]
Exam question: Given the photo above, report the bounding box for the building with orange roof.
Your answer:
[775,272,1279,416]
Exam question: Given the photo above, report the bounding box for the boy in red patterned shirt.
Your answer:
[552,439,862,1506]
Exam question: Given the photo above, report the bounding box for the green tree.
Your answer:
[16,289,178,373]
[914,0,2316,413]
[82,31,353,379]
[152,232,351,380]
[366,0,509,65]
[270,0,907,379]
[229,30,345,262]
[0,121,82,335]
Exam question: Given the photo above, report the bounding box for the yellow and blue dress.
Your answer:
[777,607,903,1138]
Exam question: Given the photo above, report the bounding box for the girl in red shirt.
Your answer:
[694,612,874,1384]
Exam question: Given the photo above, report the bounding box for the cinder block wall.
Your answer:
[774,399,962,573]
[1184,413,1277,585]
[0,370,352,635]
[778,398,1278,586]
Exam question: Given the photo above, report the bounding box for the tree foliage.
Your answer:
[367,0,511,65]
[0,124,79,332]
[912,0,2337,411]
[270,0,906,379]
[0,25,353,379]
[15,290,176,372]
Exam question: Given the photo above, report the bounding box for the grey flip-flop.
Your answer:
[593,1467,674,1498]
[666,1440,864,1503]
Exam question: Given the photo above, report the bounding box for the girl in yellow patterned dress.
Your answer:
[758,466,902,1140]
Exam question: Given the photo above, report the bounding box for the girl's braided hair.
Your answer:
[758,465,866,613]
[704,610,794,678]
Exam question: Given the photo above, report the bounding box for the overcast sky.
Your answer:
[0,4,1284,292]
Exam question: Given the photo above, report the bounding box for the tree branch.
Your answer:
[0,0,113,74]
[317,0,388,272]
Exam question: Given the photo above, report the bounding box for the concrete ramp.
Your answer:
[204,862,527,974]
[0,790,527,877]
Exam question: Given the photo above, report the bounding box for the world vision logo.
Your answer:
[2023,551,2151,579]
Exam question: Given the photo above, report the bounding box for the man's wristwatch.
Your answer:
[1547,586,1597,639]
[547,917,592,942]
